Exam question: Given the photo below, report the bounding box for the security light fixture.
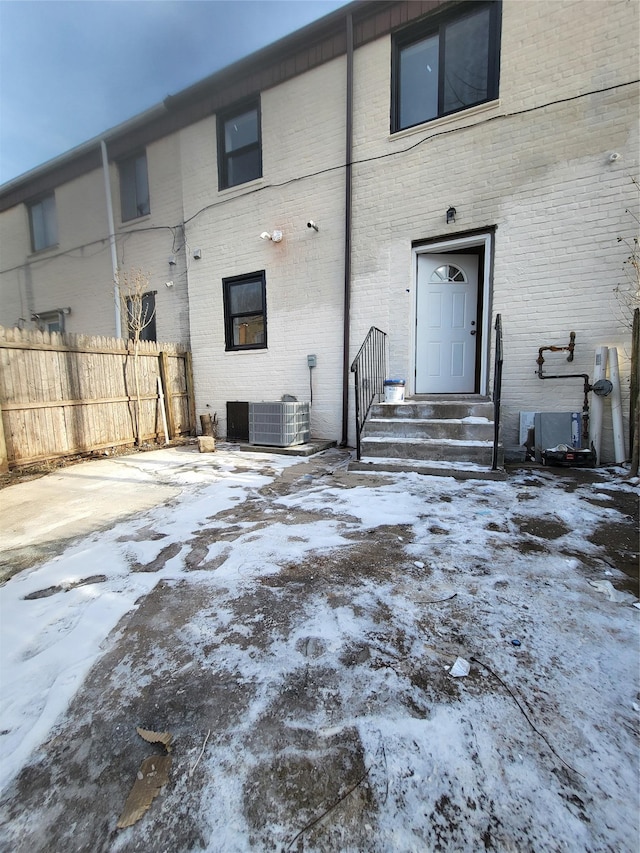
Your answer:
[260,230,283,242]
[446,207,457,224]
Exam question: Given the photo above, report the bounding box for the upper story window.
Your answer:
[119,152,150,221]
[223,271,266,351]
[392,1,501,132]
[28,194,57,252]
[218,99,262,190]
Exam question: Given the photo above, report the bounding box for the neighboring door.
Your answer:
[415,253,478,393]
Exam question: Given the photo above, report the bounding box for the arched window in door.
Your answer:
[430,264,467,283]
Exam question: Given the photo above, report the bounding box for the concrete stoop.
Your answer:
[353,396,505,480]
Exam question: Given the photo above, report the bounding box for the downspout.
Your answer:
[341,11,354,446]
[101,140,121,339]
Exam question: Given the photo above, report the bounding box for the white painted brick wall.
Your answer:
[182,57,348,441]
[1,1,638,462]
[0,136,191,345]
[348,0,639,462]
[0,169,116,335]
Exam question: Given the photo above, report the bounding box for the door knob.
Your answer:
[470,330,476,336]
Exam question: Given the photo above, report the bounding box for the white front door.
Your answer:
[415,253,479,393]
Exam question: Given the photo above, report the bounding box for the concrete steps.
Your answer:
[364,418,494,441]
[355,396,504,478]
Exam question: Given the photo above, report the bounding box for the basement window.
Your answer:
[392,1,501,132]
[32,309,66,333]
[223,271,267,351]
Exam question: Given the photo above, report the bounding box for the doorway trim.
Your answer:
[411,231,493,396]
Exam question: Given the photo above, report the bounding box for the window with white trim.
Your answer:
[430,264,467,282]
[32,309,67,333]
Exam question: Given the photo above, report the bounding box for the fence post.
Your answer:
[185,352,197,436]
[0,400,8,473]
[158,351,176,439]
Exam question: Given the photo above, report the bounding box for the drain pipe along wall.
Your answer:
[101,140,121,340]
[341,11,354,447]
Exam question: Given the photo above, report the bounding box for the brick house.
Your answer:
[0,1,638,465]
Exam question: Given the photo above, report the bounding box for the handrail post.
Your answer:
[350,326,387,461]
[492,314,503,471]
[354,364,362,460]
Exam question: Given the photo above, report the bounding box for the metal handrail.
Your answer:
[492,313,503,470]
[350,326,387,460]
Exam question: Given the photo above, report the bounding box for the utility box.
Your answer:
[249,402,310,447]
[534,412,594,466]
[534,412,580,461]
[227,401,249,441]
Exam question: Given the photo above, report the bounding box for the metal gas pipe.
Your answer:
[536,332,612,443]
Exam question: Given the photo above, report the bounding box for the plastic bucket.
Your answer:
[383,379,405,403]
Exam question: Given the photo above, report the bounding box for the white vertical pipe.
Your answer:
[608,347,627,463]
[589,346,608,464]
[101,140,121,339]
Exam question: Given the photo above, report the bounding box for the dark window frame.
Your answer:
[119,150,150,222]
[126,290,157,342]
[27,193,58,252]
[222,270,267,352]
[391,1,501,133]
[217,97,262,191]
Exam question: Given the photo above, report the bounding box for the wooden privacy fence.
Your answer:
[0,326,196,470]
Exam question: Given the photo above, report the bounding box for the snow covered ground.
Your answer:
[0,446,638,852]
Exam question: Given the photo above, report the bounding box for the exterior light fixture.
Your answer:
[446,207,457,224]
[260,230,283,242]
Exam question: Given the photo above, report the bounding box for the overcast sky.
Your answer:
[0,0,346,185]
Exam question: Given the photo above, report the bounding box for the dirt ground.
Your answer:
[0,449,638,852]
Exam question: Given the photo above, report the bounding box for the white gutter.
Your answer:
[100,140,121,339]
